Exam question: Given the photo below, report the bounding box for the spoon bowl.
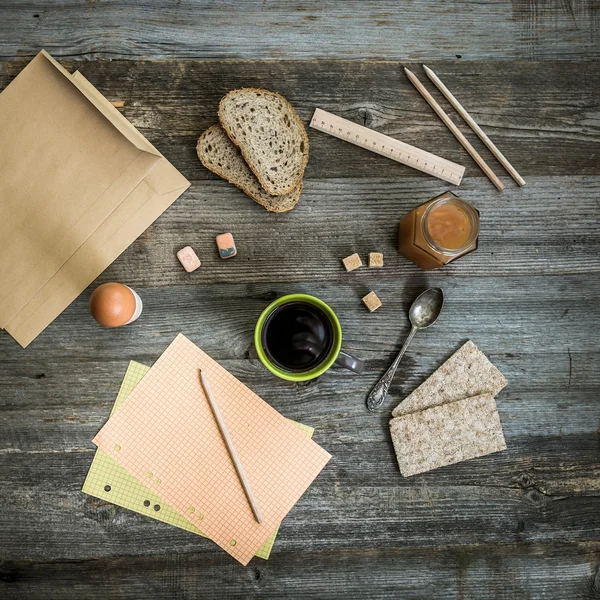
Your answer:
[366,287,444,410]
[409,287,444,329]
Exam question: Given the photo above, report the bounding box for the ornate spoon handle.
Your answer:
[366,325,417,410]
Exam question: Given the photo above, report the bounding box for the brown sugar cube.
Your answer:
[342,253,362,272]
[369,252,384,268]
[362,291,382,312]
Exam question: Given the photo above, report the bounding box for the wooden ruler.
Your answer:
[310,108,465,185]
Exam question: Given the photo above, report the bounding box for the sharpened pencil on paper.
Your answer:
[198,368,264,524]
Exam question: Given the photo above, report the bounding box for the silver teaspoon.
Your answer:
[366,287,444,411]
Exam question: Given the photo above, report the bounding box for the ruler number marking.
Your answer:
[312,110,462,185]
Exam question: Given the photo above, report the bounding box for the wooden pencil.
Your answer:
[404,67,505,191]
[423,65,526,187]
[199,368,264,524]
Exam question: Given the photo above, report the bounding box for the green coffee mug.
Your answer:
[254,293,364,382]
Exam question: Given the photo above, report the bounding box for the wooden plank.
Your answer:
[1,542,598,600]
[0,175,592,287]
[0,524,599,599]
[0,1,598,62]
[0,441,598,558]
[2,59,597,179]
[0,276,598,436]
[0,55,598,599]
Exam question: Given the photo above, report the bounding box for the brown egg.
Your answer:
[90,283,137,328]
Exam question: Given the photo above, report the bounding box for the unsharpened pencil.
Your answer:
[199,368,264,524]
[423,65,525,187]
[404,67,505,192]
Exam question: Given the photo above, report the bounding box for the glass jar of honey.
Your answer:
[398,191,480,270]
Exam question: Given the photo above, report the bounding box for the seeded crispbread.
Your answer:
[390,393,506,477]
[218,88,309,196]
[391,340,508,417]
[197,125,301,213]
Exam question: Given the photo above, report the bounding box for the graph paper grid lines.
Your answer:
[83,360,315,560]
[93,335,331,564]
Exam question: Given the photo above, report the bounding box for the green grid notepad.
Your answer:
[82,361,314,560]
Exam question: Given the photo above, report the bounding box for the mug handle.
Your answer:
[335,350,364,374]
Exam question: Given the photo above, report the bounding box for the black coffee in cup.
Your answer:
[262,301,334,372]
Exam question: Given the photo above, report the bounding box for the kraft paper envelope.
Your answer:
[93,334,332,565]
[0,51,190,346]
[5,161,186,347]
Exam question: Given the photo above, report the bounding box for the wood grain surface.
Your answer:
[0,0,599,61]
[0,56,599,599]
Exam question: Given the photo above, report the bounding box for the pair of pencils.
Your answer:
[404,65,525,190]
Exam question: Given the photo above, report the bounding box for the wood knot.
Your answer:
[297,378,317,388]
[524,488,547,508]
[357,108,374,128]
[513,472,535,489]
[84,497,119,524]
[252,291,277,302]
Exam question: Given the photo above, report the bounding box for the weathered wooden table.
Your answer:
[1,2,599,599]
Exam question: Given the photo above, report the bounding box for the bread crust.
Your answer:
[196,124,301,213]
[218,88,309,196]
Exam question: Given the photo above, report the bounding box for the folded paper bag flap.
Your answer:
[0,51,189,347]
[70,70,189,195]
[70,70,161,158]
[0,52,160,321]
[40,50,161,158]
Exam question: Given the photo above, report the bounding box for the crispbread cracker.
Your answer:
[392,340,507,417]
[390,393,506,477]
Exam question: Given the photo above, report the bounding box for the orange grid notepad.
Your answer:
[93,334,331,565]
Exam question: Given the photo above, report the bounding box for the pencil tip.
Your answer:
[403,66,411,74]
[423,64,431,72]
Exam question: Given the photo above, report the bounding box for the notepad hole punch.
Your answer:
[104,485,111,492]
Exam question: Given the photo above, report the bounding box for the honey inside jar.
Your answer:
[397,192,480,270]
[426,202,472,251]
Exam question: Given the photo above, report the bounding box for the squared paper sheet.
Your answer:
[390,393,506,476]
[83,361,315,560]
[392,340,508,417]
[93,334,331,565]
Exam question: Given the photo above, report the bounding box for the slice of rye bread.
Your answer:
[196,125,301,213]
[218,88,309,196]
